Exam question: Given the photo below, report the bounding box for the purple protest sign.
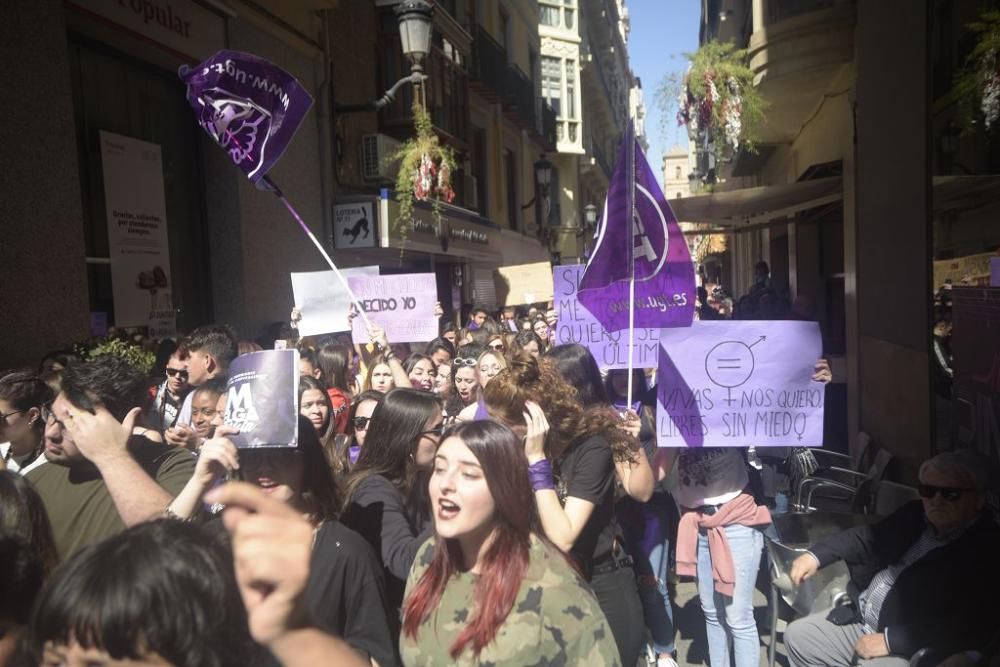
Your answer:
[225,349,300,449]
[554,264,660,368]
[656,321,825,448]
[577,121,696,332]
[349,273,439,343]
[179,51,312,183]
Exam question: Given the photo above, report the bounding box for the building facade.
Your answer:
[0,0,560,367]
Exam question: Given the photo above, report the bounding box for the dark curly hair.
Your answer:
[60,355,150,422]
[483,353,637,463]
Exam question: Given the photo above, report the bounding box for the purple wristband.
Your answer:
[528,458,555,491]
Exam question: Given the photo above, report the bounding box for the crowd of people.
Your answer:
[0,294,996,667]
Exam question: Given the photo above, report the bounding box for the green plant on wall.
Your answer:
[391,103,457,239]
[950,10,1000,133]
[76,337,156,375]
[662,41,767,162]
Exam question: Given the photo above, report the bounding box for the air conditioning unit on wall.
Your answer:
[361,133,402,182]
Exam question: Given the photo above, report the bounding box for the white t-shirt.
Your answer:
[176,391,194,426]
[674,447,749,509]
[0,441,48,476]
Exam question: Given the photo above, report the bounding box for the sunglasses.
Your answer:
[918,484,974,501]
[353,416,371,431]
[165,368,189,380]
[488,342,505,351]
[453,358,477,367]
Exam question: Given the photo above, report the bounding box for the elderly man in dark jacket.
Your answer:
[784,450,1000,667]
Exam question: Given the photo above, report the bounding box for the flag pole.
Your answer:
[262,176,374,331]
[626,120,637,411]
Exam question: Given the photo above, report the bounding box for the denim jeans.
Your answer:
[639,537,677,655]
[695,523,764,667]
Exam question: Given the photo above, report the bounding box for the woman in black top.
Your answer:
[483,352,647,667]
[341,388,443,623]
[168,413,397,666]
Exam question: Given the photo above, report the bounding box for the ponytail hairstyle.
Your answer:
[402,421,570,658]
[483,353,636,462]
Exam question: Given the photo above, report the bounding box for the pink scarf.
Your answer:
[675,493,772,596]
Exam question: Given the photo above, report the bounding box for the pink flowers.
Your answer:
[412,152,455,203]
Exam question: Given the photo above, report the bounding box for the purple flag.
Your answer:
[577,122,696,331]
[179,51,312,183]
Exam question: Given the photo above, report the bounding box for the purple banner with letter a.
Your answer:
[179,50,312,183]
[577,121,695,332]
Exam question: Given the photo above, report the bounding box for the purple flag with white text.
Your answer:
[179,51,312,183]
[577,122,696,331]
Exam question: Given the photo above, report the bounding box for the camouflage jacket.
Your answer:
[399,535,621,666]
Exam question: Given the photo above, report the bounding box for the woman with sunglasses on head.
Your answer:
[168,410,399,667]
[401,421,621,665]
[0,372,54,476]
[443,344,483,422]
[341,388,444,628]
[482,353,647,667]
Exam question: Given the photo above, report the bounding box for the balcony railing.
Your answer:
[470,24,506,98]
[502,64,536,129]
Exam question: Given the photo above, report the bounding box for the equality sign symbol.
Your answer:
[705,336,765,406]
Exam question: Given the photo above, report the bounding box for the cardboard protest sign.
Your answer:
[290,266,379,336]
[225,349,299,448]
[349,273,438,343]
[554,264,660,368]
[655,320,824,448]
[495,262,554,306]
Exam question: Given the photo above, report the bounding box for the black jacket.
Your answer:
[810,500,1000,658]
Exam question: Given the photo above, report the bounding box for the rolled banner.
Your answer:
[179,50,313,183]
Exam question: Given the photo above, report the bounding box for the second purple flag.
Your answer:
[577,122,696,331]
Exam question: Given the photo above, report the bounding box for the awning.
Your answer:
[670,175,843,226]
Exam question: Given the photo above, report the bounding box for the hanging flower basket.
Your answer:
[674,41,766,162]
[392,103,457,237]
[950,10,1000,133]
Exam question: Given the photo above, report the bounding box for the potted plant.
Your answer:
[392,103,457,237]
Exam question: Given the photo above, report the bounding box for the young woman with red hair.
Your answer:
[401,421,619,664]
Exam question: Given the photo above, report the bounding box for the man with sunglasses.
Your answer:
[784,450,1000,667]
[150,349,191,431]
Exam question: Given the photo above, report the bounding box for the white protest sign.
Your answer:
[290,266,379,336]
[349,273,439,343]
[656,320,825,448]
[553,264,660,368]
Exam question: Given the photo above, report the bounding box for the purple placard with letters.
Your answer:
[656,320,825,448]
[349,273,439,343]
[225,349,300,448]
[554,264,660,368]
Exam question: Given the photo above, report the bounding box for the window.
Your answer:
[675,165,682,180]
[565,60,576,118]
[564,0,575,28]
[540,3,560,26]
[504,149,519,230]
[541,56,561,116]
[676,192,683,199]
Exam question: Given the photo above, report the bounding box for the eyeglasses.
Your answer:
[41,403,70,431]
[353,416,371,431]
[165,368,189,380]
[918,484,974,501]
[420,424,446,439]
[453,358,477,367]
[0,408,27,426]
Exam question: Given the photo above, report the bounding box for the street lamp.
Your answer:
[395,0,434,72]
[335,0,434,113]
[534,155,553,199]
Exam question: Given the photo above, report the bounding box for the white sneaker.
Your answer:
[657,657,679,667]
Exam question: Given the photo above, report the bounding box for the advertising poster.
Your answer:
[334,201,376,249]
[99,131,175,335]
